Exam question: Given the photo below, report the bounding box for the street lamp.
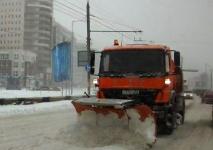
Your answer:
[205,64,213,90]
[70,19,85,96]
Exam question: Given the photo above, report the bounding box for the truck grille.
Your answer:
[102,89,159,105]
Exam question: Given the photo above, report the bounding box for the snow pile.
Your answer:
[0,100,71,117]
[127,109,156,145]
[58,109,156,150]
[78,110,129,127]
[0,99,155,149]
[0,88,88,99]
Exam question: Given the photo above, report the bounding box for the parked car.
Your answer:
[202,91,213,104]
[183,90,194,99]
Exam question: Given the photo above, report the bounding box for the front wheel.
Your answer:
[177,96,185,125]
[212,105,213,123]
[163,108,177,134]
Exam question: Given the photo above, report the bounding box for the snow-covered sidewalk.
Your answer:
[0,100,72,117]
[0,88,88,99]
[0,100,148,150]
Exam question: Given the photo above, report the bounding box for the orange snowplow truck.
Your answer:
[72,43,185,144]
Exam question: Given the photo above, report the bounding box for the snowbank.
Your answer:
[0,100,72,117]
[0,101,148,149]
[0,88,88,99]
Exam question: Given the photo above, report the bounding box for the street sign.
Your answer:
[85,64,91,72]
[78,51,88,66]
[52,42,71,82]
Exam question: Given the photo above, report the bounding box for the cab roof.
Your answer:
[103,44,171,52]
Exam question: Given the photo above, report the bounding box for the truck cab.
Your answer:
[91,43,185,133]
[94,44,182,103]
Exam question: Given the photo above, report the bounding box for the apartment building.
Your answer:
[0,0,53,88]
[0,50,36,89]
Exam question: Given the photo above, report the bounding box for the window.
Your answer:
[14,54,19,59]
[100,50,165,75]
[13,71,18,77]
[165,55,170,73]
[13,62,18,68]
[0,54,9,60]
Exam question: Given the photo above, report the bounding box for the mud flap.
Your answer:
[72,98,156,145]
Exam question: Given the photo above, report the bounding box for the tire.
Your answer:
[212,106,213,123]
[162,94,179,135]
[163,108,177,134]
[180,100,185,124]
[176,96,185,125]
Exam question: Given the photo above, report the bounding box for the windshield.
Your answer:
[99,49,165,77]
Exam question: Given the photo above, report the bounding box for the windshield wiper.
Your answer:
[99,71,165,78]
[128,71,164,77]
[99,71,125,77]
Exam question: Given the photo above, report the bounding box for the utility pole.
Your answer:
[86,1,91,96]
[211,71,213,90]
[86,1,142,96]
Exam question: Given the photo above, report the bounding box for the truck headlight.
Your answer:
[93,78,98,86]
[165,78,171,85]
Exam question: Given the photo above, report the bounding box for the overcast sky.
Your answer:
[54,0,213,79]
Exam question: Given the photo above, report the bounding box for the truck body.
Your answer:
[72,43,185,144]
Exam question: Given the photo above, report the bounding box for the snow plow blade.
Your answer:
[72,97,156,145]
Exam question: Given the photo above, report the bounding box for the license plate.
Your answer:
[122,90,140,95]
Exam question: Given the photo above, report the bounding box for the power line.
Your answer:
[54,7,82,20]
[54,1,86,16]
[91,30,142,33]
[55,0,137,41]
[61,0,85,12]
[54,1,135,42]
[54,5,84,19]
[53,8,86,41]
[90,17,133,40]
[55,6,127,40]
[91,14,141,31]
[90,21,121,41]
[90,5,140,31]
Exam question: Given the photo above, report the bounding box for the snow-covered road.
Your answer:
[0,96,213,150]
[0,88,87,98]
[0,101,148,150]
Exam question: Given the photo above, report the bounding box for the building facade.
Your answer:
[24,0,53,72]
[0,0,25,51]
[0,0,53,88]
[0,50,37,89]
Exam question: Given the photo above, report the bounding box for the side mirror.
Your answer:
[174,51,180,67]
[90,51,95,74]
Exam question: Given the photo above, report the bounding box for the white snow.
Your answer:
[76,109,156,148]
[0,88,88,98]
[0,100,72,117]
[127,109,156,145]
[0,101,151,150]
[0,91,155,150]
